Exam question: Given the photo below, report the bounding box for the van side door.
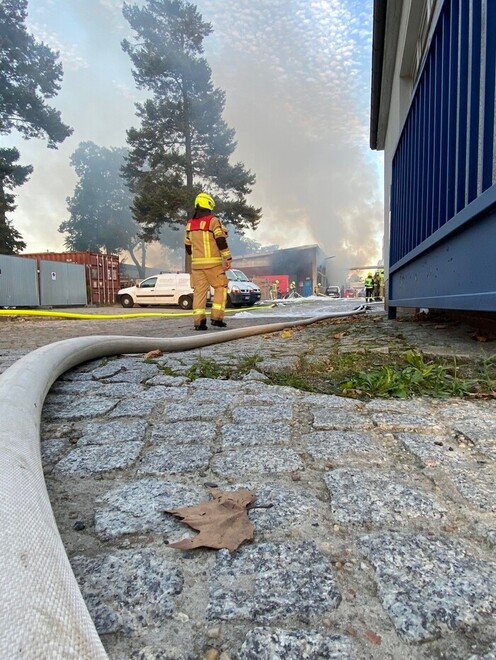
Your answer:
[153,274,179,305]
[135,276,158,305]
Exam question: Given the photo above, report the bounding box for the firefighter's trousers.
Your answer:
[191,265,228,325]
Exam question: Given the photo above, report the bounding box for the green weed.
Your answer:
[185,354,262,381]
[341,352,477,398]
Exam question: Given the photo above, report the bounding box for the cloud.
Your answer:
[28,23,88,71]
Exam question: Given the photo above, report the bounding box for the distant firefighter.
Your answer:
[364,272,374,302]
[270,280,279,300]
[373,272,381,300]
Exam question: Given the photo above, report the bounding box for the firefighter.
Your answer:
[373,272,381,300]
[364,272,374,302]
[185,192,232,330]
[270,280,279,300]
[379,268,385,300]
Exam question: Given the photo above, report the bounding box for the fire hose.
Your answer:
[0,307,365,658]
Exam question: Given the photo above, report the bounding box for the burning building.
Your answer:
[232,244,329,297]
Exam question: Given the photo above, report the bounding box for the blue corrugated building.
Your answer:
[370,0,496,317]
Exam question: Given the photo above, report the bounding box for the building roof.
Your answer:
[370,0,387,150]
[369,0,403,151]
[233,244,323,260]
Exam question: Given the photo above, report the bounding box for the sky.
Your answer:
[3,0,384,281]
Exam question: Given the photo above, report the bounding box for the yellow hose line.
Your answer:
[0,305,273,320]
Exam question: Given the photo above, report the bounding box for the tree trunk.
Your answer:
[128,241,146,279]
[182,82,193,274]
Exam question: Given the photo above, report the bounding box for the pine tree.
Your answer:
[0,0,72,252]
[121,0,261,241]
[0,149,32,254]
[59,142,148,277]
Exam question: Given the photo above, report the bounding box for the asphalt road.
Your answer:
[0,298,367,350]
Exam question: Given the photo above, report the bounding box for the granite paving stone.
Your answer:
[71,549,184,634]
[41,438,70,464]
[207,541,341,623]
[163,401,229,421]
[221,422,291,447]
[54,441,144,476]
[49,380,105,395]
[77,419,148,446]
[95,478,206,540]
[357,532,496,642]
[150,421,216,444]
[243,482,330,534]
[231,404,293,424]
[146,374,189,387]
[311,407,375,429]
[90,362,126,379]
[396,431,474,466]
[370,412,443,431]
[435,463,496,512]
[101,363,160,383]
[138,442,213,475]
[109,398,157,418]
[453,421,496,444]
[325,468,448,527]
[43,396,120,419]
[300,392,360,409]
[304,430,381,462]
[86,382,144,398]
[211,447,304,477]
[257,356,300,373]
[238,627,356,659]
[242,382,301,400]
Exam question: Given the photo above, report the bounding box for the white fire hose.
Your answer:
[0,309,365,658]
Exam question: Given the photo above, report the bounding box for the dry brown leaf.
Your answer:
[333,331,347,339]
[365,630,382,645]
[163,488,255,551]
[144,349,163,359]
[471,331,489,342]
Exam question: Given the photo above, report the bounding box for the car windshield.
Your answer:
[231,269,249,281]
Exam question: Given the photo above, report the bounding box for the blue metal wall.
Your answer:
[389,0,496,312]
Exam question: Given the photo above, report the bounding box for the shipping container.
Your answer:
[38,260,87,306]
[21,252,121,304]
[0,254,39,307]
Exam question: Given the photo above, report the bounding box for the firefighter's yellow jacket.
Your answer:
[185,214,231,269]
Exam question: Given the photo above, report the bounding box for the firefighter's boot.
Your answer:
[194,319,208,331]
[211,319,227,328]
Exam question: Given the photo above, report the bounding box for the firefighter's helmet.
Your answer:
[195,192,215,210]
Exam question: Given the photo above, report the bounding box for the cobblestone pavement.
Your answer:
[1,305,496,659]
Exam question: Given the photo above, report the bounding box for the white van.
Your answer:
[117,273,195,309]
